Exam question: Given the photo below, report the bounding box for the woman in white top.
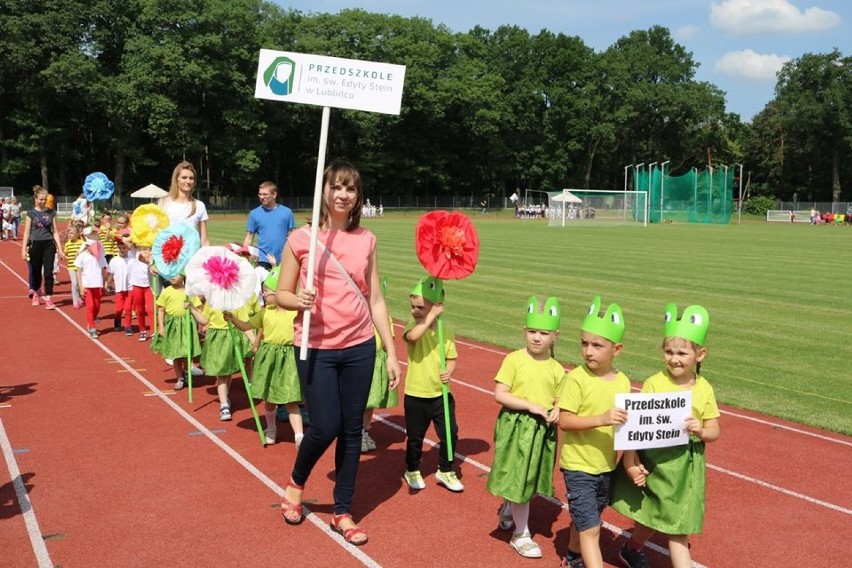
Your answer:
[158,161,210,246]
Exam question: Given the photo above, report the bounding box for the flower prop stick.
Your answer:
[185,246,264,445]
[415,211,480,460]
[153,224,201,400]
[83,172,115,214]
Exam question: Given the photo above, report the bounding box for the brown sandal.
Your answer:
[330,513,368,546]
[281,480,304,525]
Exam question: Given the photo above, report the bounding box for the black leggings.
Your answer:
[29,240,57,296]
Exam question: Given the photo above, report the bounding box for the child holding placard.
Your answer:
[558,296,631,568]
[610,305,720,568]
[487,297,565,559]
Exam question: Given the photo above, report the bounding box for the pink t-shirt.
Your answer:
[289,226,375,349]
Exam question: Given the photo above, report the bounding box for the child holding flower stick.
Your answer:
[487,297,566,559]
[224,268,303,447]
[151,274,201,391]
[402,276,463,493]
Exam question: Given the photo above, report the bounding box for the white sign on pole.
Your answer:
[614,391,693,450]
[254,49,406,115]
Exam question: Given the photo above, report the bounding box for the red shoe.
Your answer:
[330,513,368,546]
[280,480,304,525]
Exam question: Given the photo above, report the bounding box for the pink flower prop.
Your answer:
[185,246,257,311]
[203,255,240,289]
[415,211,480,280]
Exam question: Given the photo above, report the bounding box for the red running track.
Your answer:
[0,239,850,567]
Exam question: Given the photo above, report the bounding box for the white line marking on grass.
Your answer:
[0,261,383,568]
[372,415,708,568]
[0,417,54,568]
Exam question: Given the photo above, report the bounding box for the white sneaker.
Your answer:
[219,405,232,421]
[165,358,174,365]
[191,366,203,376]
[403,470,426,490]
[435,470,464,492]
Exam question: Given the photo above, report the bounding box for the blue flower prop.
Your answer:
[152,223,201,281]
[83,172,115,202]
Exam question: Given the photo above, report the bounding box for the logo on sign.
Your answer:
[263,56,296,96]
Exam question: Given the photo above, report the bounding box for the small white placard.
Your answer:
[254,49,406,115]
[614,391,692,450]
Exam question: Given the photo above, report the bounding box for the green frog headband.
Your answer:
[525,296,560,331]
[263,266,280,291]
[411,275,444,304]
[580,296,625,343]
[664,303,710,346]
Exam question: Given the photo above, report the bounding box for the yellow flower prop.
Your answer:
[130,204,170,247]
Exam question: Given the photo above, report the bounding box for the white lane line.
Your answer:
[373,414,709,568]
[0,260,383,568]
[0,417,54,568]
[707,463,852,515]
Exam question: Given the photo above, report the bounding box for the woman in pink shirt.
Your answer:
[275,160,400,545]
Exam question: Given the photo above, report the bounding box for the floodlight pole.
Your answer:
[660,160,670,222]
[734,163,744,224]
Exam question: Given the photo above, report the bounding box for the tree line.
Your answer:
[1,1,849,204]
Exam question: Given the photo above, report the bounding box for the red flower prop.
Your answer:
[161,235,184,264]
[415,211,480,280]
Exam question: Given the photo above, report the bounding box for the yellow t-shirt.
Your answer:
[155,286,201,317]
[559,364,632,474]
[101,229,119,256]
[202,297,260,330]
[641,372,720,424]
[248,306,296,345]
[404,321,457,398]
[64,238,84,271]
[494,349,566,409]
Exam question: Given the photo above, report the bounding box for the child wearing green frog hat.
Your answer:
[487,296,568,559]
[558,296,632,568]
[611,304,720,568]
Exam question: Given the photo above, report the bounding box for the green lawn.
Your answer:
[210,214,852,435]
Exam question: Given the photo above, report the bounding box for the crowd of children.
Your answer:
[40,207,721,566]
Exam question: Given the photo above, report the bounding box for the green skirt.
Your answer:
[150,313,201,360]
[250,343,301,405]
[610,438,707,535]
[366,349,398,409]
[200,327,252,377]
[486,408,557,503]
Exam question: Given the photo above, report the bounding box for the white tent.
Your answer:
[130,184,168,199]
[550,190,582,203]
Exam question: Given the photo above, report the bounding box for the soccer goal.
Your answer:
[547,189,649,227]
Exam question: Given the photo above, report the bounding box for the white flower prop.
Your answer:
[184,246,257,310]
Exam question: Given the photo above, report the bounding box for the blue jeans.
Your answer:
[291,338,376,515]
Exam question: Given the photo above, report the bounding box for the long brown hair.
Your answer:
[163,160,198,218]
[319,160,363,231]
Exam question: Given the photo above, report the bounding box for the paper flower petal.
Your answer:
[185,246,257,310]
[415,211,480,280]
[152,223,201,281]
[130,204,170,247]
[83,172,115,202]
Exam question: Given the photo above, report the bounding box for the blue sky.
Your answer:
[274,0,850,121]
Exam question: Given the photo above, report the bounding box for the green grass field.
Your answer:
[209,214,852,435]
